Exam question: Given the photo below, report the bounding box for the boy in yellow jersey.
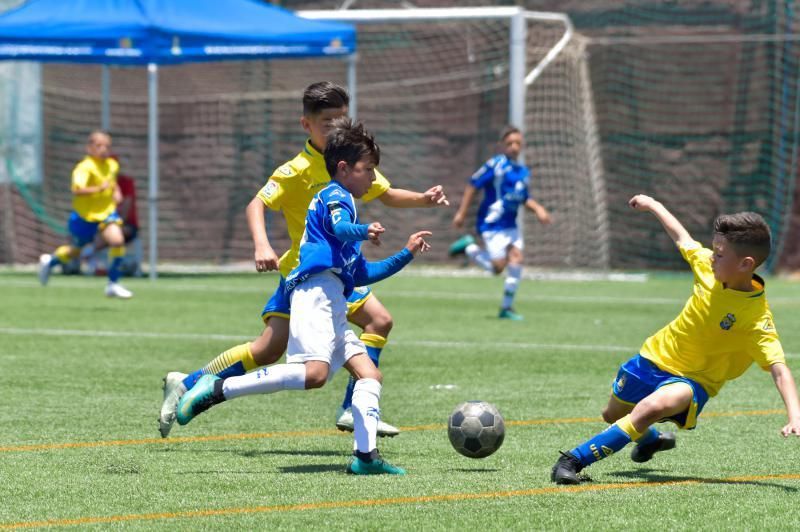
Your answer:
[38,131,133,299]
[158,82,448,437]
[552,194,800,485]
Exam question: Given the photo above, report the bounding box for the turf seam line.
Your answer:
[2,473,799,529]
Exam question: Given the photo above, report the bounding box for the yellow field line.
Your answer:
[2,473,799,530]
[0,409,783,454]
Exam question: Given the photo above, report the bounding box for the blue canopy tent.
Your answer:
[0,0,356,278]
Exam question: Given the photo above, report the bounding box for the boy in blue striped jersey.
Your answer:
[177,118,431,475]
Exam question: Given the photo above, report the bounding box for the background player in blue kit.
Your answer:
[176,119,431,475]
[450,126,551,320]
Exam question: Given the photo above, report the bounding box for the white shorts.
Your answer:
[481,227,523,261]
[286,271,366,376]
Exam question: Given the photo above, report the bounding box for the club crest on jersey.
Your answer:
[720,313,736,330]
[616,374,626,392]
[260,180,278,199]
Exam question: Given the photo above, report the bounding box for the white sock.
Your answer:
[466,243,493,272]
[222,364,306,400]
[502,264,522,309]
[351,378,381,454]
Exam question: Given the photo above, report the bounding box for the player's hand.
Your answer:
[367,222,385,246]
[629,194,657,212]
[99,181,111,192]
[536,207,553,225]
[781,418,800,437]
[452,211,466,228]
[405,230,432,255]
[254,245,279,272]
[424,185,450,207]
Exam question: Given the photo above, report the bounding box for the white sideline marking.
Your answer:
[0,326,797,358]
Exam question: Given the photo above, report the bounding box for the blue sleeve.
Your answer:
[352,248,413,286]
[329,199,369,241]
[470,158,496,188]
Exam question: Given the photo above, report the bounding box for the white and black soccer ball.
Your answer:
[447,401,505,458]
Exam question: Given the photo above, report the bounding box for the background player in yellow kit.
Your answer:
[38,130,133,299]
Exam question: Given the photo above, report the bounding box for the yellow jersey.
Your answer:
[71,156,119,222]
[257,140,391,277]
[641,241,785,396]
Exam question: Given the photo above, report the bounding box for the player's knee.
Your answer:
[304,370,328,389]
[361,367,383,383]
[366,311,393,336]
[602,408,620,424]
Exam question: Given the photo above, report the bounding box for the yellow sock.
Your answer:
[54,245,76,264]
[615,414,645,441]
[109,246,126,259]
[204,342,258,377]
[360,333,387,349]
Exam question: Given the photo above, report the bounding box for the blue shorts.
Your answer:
[611,354,709,430]
[68,211,122,247]
[260,276,373,324]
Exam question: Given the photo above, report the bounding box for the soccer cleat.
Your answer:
[448,234,475,257]
[551,451,584,485]
[498,308,524,321]
[630,431,677,463]
[105,282,133,299]
[336,406,400,438]
[38,254,53,286]
[158,371,188,438]
[176,374,224,425]
[346,454,406,475]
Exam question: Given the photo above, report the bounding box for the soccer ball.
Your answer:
[447,401,505,458]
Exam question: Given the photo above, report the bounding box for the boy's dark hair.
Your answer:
[713,212,771,267]
[499,125,521,142]
[324,118,380,178]
[302,81,349,116]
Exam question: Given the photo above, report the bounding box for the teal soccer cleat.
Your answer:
[498,308,524,321]
[346,453,406,475]
[448,234,475,257]
[176,374,224,426]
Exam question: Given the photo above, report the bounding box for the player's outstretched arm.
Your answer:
[770,362,800,437]
[452,185,477,228]
[246,196,279,272]
[352,230,432,287]
[378,185,450,208]
[629,194,693,248]
[524,198,552,225]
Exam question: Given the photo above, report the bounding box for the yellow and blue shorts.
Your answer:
[611,354,709,430]
[68,211,122,247]
[261,275,372,324]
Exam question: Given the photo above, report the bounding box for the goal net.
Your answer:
[2,5,798,273]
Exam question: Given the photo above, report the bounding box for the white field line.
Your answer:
[5,277,800,306]
[0,326,797,358]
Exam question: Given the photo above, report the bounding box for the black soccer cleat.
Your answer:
[630,431,676,463]
[551,451,584,485]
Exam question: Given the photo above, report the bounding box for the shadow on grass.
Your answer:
[451,467,501,473]
[610,468,799,492]
[156,447,343,458]
[278,463,346,474]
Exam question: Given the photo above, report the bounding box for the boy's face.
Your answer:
[301,107,348,151]
[337,158,376,199]
[501,132,523,160]
[87,133,111,159]
[711,235,754,285]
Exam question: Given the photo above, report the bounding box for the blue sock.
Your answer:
[635,427,660,447]
[108,256,123,283]
[48,256,60,268]
[569,420,636,467]
[182,361,249,390]
[341,341,382,410]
